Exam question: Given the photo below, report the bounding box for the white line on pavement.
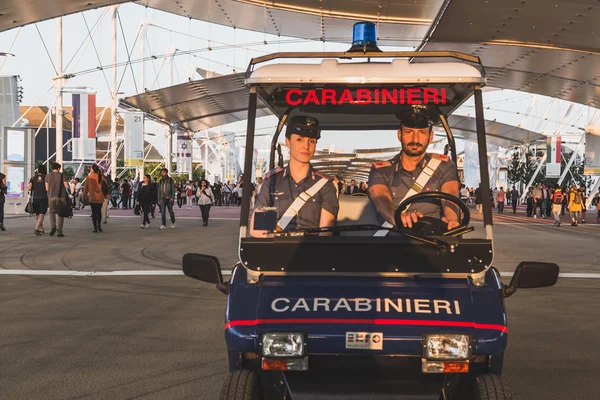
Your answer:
[72,215,238,220]
[1,269,598,279]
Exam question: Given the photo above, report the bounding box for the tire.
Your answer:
[472,374,513,400]
[219,369,262,400]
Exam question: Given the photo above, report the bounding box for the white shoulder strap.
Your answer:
[277,178,329,231]
[374,156,444,236]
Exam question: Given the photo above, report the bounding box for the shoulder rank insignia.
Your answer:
[430,153,450,162]
[265,166,284,179]
[372,160,392,169]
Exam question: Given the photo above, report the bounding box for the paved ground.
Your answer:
[1,208,599,399]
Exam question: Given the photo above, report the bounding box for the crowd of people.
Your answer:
[1,161,599,236]
[459,183,600,226]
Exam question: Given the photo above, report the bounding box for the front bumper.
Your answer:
[281,355,445,400]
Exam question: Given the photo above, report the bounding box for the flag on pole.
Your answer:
[71,93,97,161]
[546,136,561,178]
[176,131,192,174]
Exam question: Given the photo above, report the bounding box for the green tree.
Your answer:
[507,150,524,188]
[63,167,75,180]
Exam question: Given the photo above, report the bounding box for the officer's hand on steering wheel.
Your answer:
[442,217,460,230]
[399,210,424,228]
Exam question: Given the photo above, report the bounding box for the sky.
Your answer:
[1,2,599,157]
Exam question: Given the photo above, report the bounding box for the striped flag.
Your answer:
[71,93,97,160]
[546,136,561,178]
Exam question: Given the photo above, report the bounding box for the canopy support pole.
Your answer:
[241,87,257,228]
[55,17,64,166]
[269,108,292,170]
[110,5,119,180]
[474,88,494,238]
[558,134,585,186]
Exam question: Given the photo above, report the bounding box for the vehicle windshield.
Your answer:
[247,125,479,241]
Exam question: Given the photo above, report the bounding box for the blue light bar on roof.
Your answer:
[352,22,377,47]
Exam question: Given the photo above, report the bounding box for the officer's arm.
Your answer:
[318,209,335,236]
[249,180,273,238]
[441,180,460,228]
[369,184,395,225]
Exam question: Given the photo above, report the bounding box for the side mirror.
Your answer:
[503,262,559,298]
[182,253,228,294]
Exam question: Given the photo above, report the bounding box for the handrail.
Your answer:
[246,51,484,77]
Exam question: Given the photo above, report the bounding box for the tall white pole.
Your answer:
[140,20,147,92]
[110,6,118,180]
[165,47,175,173]
[55,17,64,167]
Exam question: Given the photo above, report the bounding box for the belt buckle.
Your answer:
[298,192,311,202]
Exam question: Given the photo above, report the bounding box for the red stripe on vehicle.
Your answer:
[224,318,508,333]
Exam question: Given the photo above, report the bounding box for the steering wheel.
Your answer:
[393,192,470,235]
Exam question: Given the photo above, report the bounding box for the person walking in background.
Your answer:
[551,186,564,227]
[0,171,6,231]
[100,170,111,224]
[45,162,65,237]
[176,182,184,209]
[197,179,214,227]
[525,187,534,217]
[579,185,588,223]
[136,174,155,229]
[568,184,583,226]
[496,186,505,214]
[27,165,48,235]
[121,179,131,210]
[110,181,119,208]
[561,186,569,216]
[83,165,106,233]
[510,186,519,214]
[158,168,176,230]
[185,180,194,210]
[474,185,482,214]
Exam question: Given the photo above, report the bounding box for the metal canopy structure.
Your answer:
[0,0,437,47]
[420,0,600,107]
[120,73,271,131]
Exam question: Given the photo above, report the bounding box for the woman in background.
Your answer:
[83,164,106,233]
[197,179,214,227]
[136,174,155,229]
[27,165,49,235]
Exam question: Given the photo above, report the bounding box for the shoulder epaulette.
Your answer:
[372,160,392,169]
[430,153,450,162]
[265,166,284,179]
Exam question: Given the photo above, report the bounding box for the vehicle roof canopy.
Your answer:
[246,52,486,130]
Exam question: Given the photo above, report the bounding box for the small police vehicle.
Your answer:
[183,23,559,400]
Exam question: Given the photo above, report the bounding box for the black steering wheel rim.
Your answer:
[394,191,470,232]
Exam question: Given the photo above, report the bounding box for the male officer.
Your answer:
[251,115,338,237]
[368,106,460,231]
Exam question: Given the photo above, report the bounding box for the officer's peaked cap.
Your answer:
[286,115,321,139]
[397,106,433,129]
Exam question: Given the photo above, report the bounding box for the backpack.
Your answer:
[554,193,563,204]
[573,191,582,205]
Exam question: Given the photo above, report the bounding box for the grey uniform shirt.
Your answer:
[368,152,459,219]
[255,165,339,230]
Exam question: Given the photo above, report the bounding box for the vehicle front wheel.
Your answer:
[219,369,263,400]
[472,374,513,400]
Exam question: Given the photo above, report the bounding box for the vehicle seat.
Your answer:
[336,194,381,236]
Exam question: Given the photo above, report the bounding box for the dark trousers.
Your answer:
[199,204,211,224]
[111,197,118,207]
[0,200,4,224]
[90,203,103,227]
[177,197,184,208]
[159,199,175,225]
[512,201,518,214]
[526,200,533,217]
[497,201,504,213]
[141,203,151,225]
[121,195,130,209]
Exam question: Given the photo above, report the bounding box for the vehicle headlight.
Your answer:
[261,332,306,358]
[423,334,470,361]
